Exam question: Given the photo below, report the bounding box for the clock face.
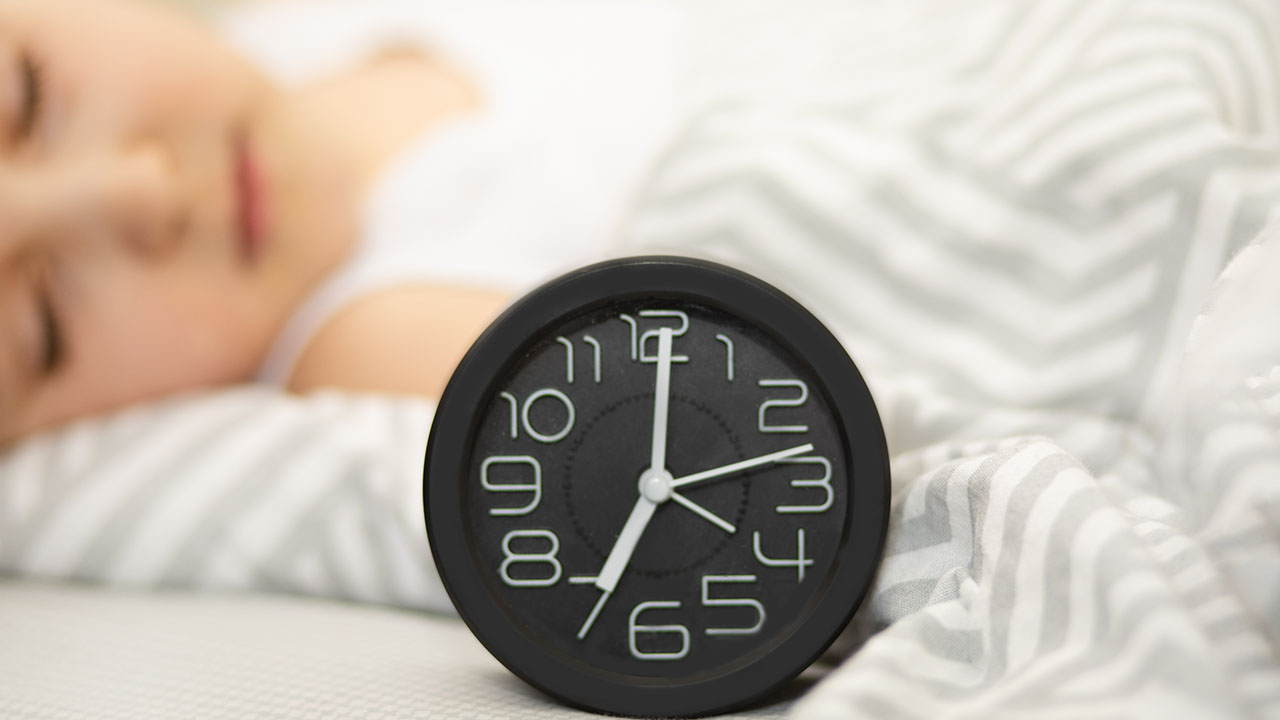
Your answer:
[426,258,888,718]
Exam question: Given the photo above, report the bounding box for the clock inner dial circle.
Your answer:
[563,393,748,578]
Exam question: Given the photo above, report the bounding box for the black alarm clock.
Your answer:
[424,256,888,717]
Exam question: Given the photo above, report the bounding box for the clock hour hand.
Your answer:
[579,496,657,640]
[595,496,657,594]
[670,443,815,490]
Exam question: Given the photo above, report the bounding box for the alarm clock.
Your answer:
[424,256,888,717]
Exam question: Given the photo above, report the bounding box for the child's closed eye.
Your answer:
[36,285,64,376]
[31,266,66,378]
[13,47,44,143]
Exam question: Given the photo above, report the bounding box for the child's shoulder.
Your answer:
[286,284,510,400]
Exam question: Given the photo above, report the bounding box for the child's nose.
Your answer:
[0,140,187,260]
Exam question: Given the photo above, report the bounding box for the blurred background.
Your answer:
[1,2,1277,719]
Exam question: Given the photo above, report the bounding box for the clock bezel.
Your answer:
[425,256,889,718]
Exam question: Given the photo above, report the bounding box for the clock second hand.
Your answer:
[576,438,814,632]
[670,443,815,490]
[577,443,818,637]
[661,443,816,535]
[577,443,816,636]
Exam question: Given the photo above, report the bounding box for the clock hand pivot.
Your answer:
[639,467,674,504]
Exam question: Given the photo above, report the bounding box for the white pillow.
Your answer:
[0,387,454,615]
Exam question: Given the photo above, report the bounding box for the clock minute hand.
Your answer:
[584,328,675,628]
[595,328,674,595]
[669,443,815,490]
[649,327,674,472]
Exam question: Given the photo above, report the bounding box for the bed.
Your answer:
[0,580,800,718]
[3,0,1279,718]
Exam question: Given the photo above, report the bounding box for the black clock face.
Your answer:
[426,258,888,718]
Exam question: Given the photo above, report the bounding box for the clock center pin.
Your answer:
[638,467,674,504]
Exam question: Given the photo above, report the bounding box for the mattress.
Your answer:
[0,580,797,719]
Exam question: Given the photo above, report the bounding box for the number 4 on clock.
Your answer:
[752,529,814,582]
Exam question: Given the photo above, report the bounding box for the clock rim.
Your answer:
[425,255,889,718]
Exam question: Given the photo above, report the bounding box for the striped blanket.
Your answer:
[626,1,1280,716]
[3,1,1279,718]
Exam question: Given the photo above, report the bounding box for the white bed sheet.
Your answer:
[0,580,798,719]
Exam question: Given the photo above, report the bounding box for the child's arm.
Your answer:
[287,285,509,400]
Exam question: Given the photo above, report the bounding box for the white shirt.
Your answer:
[220,0,687,383]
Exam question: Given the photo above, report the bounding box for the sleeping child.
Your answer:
[0,0,681,445]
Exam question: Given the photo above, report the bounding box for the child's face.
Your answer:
[0,0,356,443]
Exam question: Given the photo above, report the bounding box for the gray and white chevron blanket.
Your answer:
[3,0,1279,718]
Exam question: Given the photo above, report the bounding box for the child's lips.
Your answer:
[233,132,266,265]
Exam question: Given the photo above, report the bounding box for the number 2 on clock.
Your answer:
[758,379,809,433]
